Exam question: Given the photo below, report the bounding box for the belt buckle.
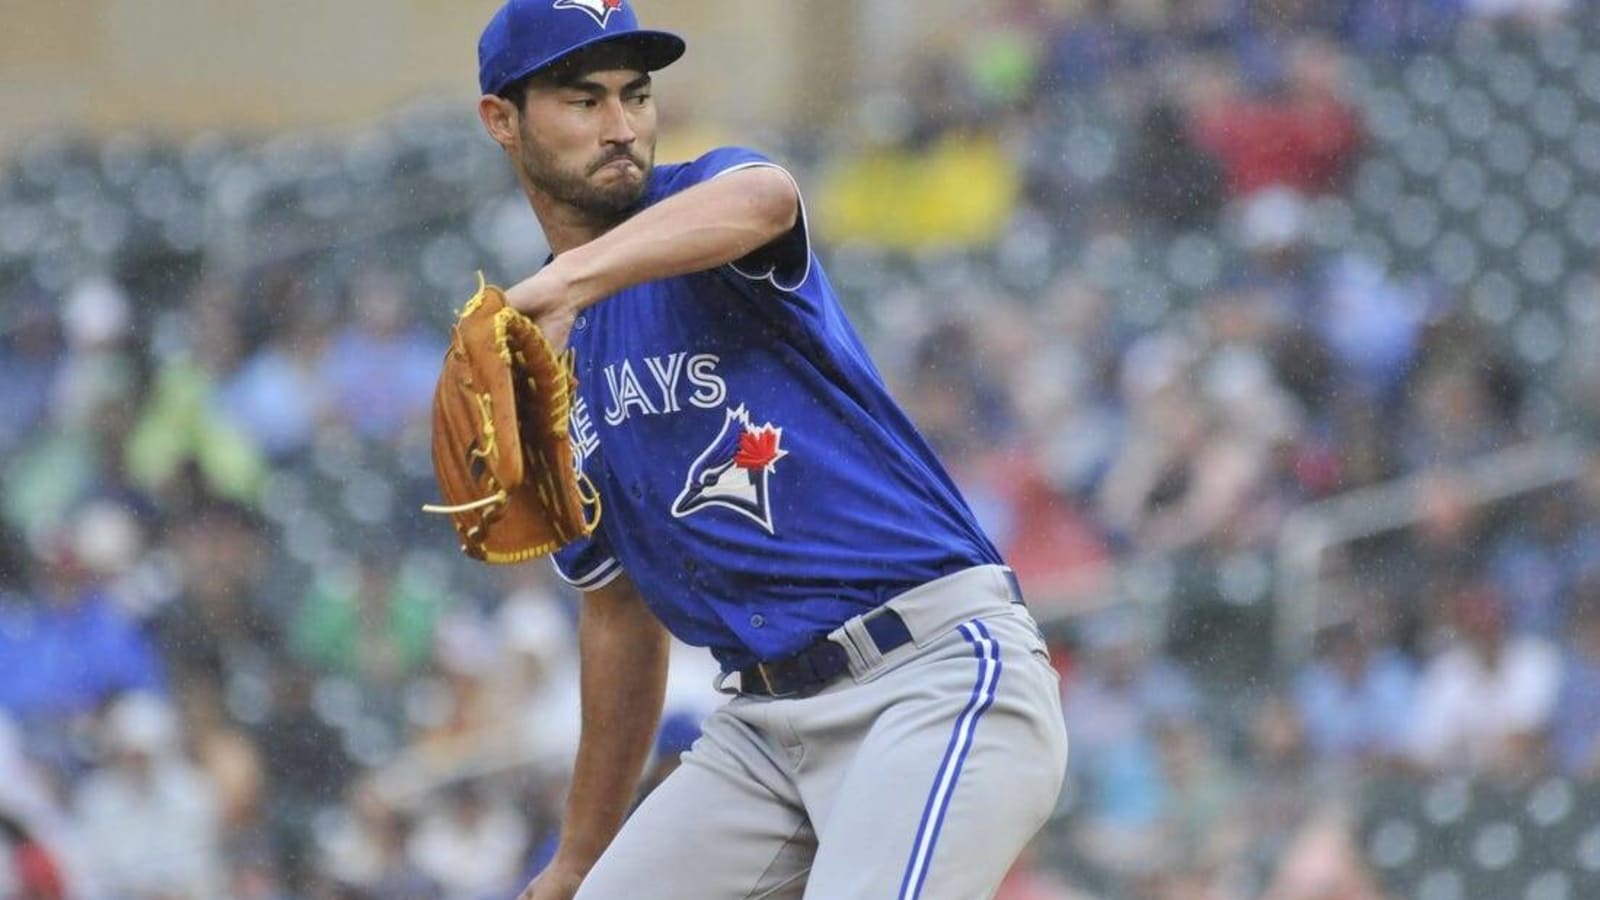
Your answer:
[751,662,797,699]
[755,663,777,696]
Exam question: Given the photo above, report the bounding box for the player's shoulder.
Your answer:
[648,146,784,202]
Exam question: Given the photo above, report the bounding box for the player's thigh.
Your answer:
[576,707,815,900]
[802,613,1068,900]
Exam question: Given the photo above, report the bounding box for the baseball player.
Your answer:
[473,2,1070,898]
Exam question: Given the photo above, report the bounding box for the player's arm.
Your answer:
[529,571,670,896]
[506,166,798,334]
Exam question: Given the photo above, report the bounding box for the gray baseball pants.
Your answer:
[574,565,1070,899]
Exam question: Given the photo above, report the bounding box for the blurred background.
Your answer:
[4,0,1600,897]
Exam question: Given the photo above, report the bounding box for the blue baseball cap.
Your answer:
[478,0,686,97]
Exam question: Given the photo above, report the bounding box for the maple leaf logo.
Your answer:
[735,426,785,472]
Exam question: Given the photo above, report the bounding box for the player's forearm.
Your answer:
[551,166,798,307]
[553,576,671,874]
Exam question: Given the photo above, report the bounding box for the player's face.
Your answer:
[517,62,658,223]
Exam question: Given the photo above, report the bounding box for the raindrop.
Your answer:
[224,669,272,726]
[1567,194,1600,248]
[1430,232,1478,286]
[1350,231,1393,271]
[80,203,131,255]
[1309,196,1355,249]
[1565,277,1600,327]
[0,204,44,257]
[1401,125,1452,176]
[1167,233,1221,289]
[1574,825,1600,871]
[403,677,453,730]
[261,471,309,523]
[1119,272,1171,328]
[1576,54,1600,103]
[133,168,185,221]
[1423,778,1472,825]
[1354,159,1404,213]
[345,716,396,767]
[1439,158,1488,213]
[422,233,477,292]
[342,471,395,525]
[1477,194,1528,250]
[1527,158,1574,212]
[1391,195,1441,249]
[180,131,230,187]
[285,511,334,565]
[1404,55,1454,106]
[1531,87,1578,141]
[1081,232,1133,288]
[1218,552,1269,606]
[1488,56,1538,107]
[1369,818,1420,869]
[1472,821,1521,870]
[1572,124,1600,175]
[1536,25,1581,71]
[1368,89,1415,143]
[98,133,152,190]
[1470,271,1519,325]
[1417,867,1464,900]
[1526,778,1575,827]
[1062,125,1116,183]
[1518,232,1565,287]
[1446,89,1495,143]
[312,676,363,728]
[1525,870,1571,900]
[1485,124,1535,176]
[1454,27,1500,69]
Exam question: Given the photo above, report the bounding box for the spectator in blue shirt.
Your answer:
[1292,618,1416,768]
[0,537,164,722]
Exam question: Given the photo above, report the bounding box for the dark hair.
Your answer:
[497,73,535,113]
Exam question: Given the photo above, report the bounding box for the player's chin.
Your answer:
[586,179,648,214]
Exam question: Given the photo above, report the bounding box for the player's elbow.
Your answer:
[738,167,801,242]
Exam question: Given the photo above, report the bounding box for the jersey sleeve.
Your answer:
[551,528,624,592]
[663,147,812,292]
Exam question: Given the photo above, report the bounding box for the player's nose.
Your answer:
[598,97,637,146]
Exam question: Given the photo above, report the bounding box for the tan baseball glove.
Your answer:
[424,273,599,563]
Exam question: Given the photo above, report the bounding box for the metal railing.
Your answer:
[1273,434,1590,664]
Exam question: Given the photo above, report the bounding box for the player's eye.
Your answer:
[627,93,652,106]
[568,98,599,109]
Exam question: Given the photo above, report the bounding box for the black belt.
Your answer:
[740,608,913,698]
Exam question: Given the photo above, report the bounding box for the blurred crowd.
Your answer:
[4,0,1600,898]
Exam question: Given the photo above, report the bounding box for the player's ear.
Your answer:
[478,95,520,151]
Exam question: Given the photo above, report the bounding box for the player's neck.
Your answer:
[526,187,620,256]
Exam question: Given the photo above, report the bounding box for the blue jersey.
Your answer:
[552,147,1003,671]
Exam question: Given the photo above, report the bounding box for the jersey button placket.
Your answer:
[749,614,765,628]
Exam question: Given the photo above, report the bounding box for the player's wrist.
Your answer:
[545,245,611,313]
[548,845,601,880]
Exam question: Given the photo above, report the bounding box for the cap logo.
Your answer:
[553,0,624,28]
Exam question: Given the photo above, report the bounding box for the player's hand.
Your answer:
[506,265,581,350]
[517,862,585,900]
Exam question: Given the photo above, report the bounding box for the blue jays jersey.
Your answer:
[552,147,1003,671]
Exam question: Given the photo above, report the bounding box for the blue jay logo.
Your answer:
[553,0,624,28]
[671,405,788,534]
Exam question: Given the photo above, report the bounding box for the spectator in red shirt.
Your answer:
[1190,40,1364,198]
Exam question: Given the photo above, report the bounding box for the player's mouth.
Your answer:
[591,155,643,176]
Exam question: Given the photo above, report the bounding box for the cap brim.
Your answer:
[505,30,686,91]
